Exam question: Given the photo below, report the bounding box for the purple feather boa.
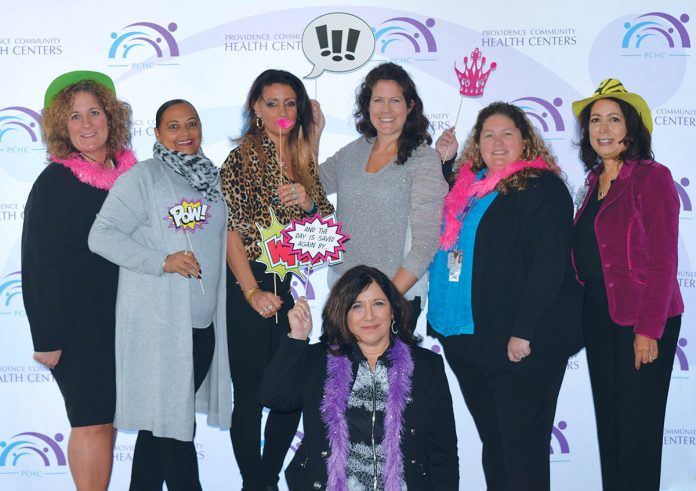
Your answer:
[320,339,414,491]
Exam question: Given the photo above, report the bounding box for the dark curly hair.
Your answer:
[41,80,132,160]
[576,97,653,173]
[354,62,432,165]
[320,265,420,356]
[458,101,560,193]
[239,69,315,192]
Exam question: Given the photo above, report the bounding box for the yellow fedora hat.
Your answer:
[571,78,652,134]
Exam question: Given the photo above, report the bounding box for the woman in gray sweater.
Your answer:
[89,99,231,490]
[319,62,447,323]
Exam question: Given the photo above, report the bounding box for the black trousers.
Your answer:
[227,264,301,488]
[583,281,681,491]
[129,323,215,491]
[441,334,566,491]
[407,296,422,333]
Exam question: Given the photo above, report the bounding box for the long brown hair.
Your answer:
[239,69,315,193]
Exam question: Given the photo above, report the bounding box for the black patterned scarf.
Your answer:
[153,141,223,202]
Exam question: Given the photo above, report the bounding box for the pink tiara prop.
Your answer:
[454,48,497,97]
[439,48,498,165]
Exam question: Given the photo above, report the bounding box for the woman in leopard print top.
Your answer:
[220,69,332,490]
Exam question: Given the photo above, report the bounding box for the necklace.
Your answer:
[79,152,115,169]
[598,161,622,200]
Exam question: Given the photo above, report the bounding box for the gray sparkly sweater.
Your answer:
[319,137,447,301]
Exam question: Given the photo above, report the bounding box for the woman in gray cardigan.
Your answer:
[89,99,231,490]
[319,62,447,325]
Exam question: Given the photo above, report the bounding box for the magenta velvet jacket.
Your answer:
[573,159,684,339]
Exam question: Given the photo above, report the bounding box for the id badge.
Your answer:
[447,250,463,282]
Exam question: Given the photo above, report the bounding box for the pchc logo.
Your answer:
[673,337,689,376]
[622,12,690,52]
[674,178,692,216]
[373,16,437,63]
[0,432,67,472]
[289,430,304,453]
[511,96,565,139]
[0,106,46,182]
[0,107,41,145]
[0,271,22,316]
[108,21,180,69]
[549,420,570,460]
[590,13,688,108]
[290,267,317,301]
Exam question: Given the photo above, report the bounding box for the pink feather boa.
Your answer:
[50,149,137,190]
[440,157,550,249]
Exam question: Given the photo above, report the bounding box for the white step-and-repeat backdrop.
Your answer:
[1,1,694,489]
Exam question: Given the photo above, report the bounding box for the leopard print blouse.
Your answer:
[221,132,334,261]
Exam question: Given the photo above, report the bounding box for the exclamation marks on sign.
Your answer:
[315,25,330,57]
[331,30,342,61]
[345,28,359,60]
[315,25,362,62]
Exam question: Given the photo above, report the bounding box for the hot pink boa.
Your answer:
[440,157,550,249]
[50,149,137,190]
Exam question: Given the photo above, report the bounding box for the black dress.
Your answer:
[22,163,117,427]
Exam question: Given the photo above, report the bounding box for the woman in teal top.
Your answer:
[427,102,582,491]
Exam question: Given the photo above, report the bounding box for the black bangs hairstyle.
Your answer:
[320,265,419,355]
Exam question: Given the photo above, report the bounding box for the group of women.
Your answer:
[21,61,681,491]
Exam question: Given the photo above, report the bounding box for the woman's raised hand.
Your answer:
[435,127,458,162]
[287,297,312,340]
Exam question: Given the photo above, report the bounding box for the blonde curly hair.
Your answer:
[41,80,132,159]
[456,101,560,193]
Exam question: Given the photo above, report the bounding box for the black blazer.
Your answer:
[462,171,583,369]
[260,338,459,490]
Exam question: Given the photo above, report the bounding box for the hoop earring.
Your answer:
[256,116,264,130]
[391,317,398,335]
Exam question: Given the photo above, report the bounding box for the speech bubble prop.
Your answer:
[282,213,349,266]
[303,12,375,79]
[255,208,303,282]
[165,199,210,232]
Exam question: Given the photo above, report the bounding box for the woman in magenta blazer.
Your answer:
[571,78,683,491]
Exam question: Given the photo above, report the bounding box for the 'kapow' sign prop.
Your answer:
[282,214,348,266]
[256,208,303,281]
[256,209,349,281]
[165,199,209,232]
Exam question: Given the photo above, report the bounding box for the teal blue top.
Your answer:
[427,185,497,337]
